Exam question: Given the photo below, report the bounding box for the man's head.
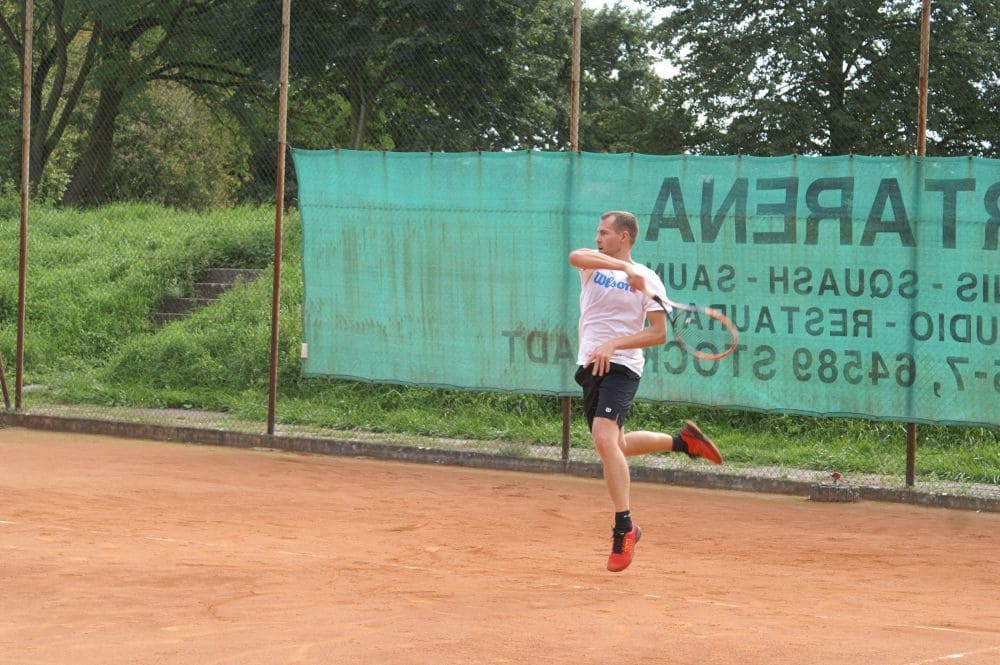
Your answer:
[596,211,639,257]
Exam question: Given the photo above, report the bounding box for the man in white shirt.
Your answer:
[569,210,723,572]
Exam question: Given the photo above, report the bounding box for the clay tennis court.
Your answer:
[3,427,1000,665]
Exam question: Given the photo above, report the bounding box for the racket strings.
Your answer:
[677,311,732,349]
[653,296,738,360]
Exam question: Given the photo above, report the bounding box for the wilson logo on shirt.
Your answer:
[593,271,633,292]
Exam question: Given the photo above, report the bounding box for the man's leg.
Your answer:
[592,416,630,511]
[593,418,642,572]
[623,423,723,464]
[621,430,678,456]
[582,364,645,572]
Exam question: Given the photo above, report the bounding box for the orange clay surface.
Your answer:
[3,426,1000,665]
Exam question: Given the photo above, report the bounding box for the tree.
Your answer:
[0,25,19,193]
[0,0,99,194]
[281,0,544,151]
[61,1,252,206]
[276,0,685,153]
[108,82,249,209]
[651,0,1000,156]
[576,3,704,154]
[1,0,254,207]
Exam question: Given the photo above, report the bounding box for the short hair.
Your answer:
[601,210,639,245]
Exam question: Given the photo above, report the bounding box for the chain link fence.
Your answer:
[2,0,998,504]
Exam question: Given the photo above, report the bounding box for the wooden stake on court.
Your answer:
[0,352,10,410]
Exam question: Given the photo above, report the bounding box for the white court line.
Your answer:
[902,644,1000,665]
[2,518,71,531]
[276,550,324,559]
[380,563,425,571]
[911,625,1000,636]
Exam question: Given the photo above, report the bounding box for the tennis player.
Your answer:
[569,210,723,572]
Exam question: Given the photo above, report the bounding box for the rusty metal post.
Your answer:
[561,393,572,464]
[560,0,584,461]
[569,0,582,151]
[267,0,291,435]
[16,0,34,411]
[916,0,931,158]
[906,0,932,487]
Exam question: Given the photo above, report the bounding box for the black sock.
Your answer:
[614,510,632,533]
[674,432,689,454]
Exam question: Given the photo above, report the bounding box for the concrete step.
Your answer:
[159,297,216,314]
[152,312,187,327]
[199,268,264,284]
[192,282,231,299]
[152,268,264,327]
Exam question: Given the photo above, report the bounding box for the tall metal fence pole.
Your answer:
[916,0,932,158]
[569,0,582,151]
[561,0,583,463]
[16,0,34,412]
[267,0,292,435]
[907,0,932,486]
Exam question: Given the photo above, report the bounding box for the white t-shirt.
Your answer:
[576,262,669,377]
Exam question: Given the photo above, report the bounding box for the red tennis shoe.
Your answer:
[607,524,642,572]
[680,420,723,464]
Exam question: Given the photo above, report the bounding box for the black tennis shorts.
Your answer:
[574,363,641,431]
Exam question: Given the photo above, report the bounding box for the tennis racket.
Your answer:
[649,293,739,361]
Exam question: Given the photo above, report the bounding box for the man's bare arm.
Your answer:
[568,249,648,295]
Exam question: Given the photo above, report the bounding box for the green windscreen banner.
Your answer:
[292,150,1000,427]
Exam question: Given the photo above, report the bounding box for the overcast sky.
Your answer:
[583,0,656,14]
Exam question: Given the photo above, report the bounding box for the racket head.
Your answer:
[669,304,739,360]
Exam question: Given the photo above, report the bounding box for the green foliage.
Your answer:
[0,33,18,191]
[577,5,703,154]
[6,0,1000,209]
[654,0,1000,156]
[108,83,251,209]
[0,200,274,372]
[0,0,257,207]
[104,262,302,393]
[284,0,548,151]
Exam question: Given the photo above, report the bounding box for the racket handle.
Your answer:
[645,288,665,306]
[625,262,661,303]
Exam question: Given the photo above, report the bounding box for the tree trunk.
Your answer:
[824,7,855,155]
[350,75,368,150]
[61,86,124,207]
